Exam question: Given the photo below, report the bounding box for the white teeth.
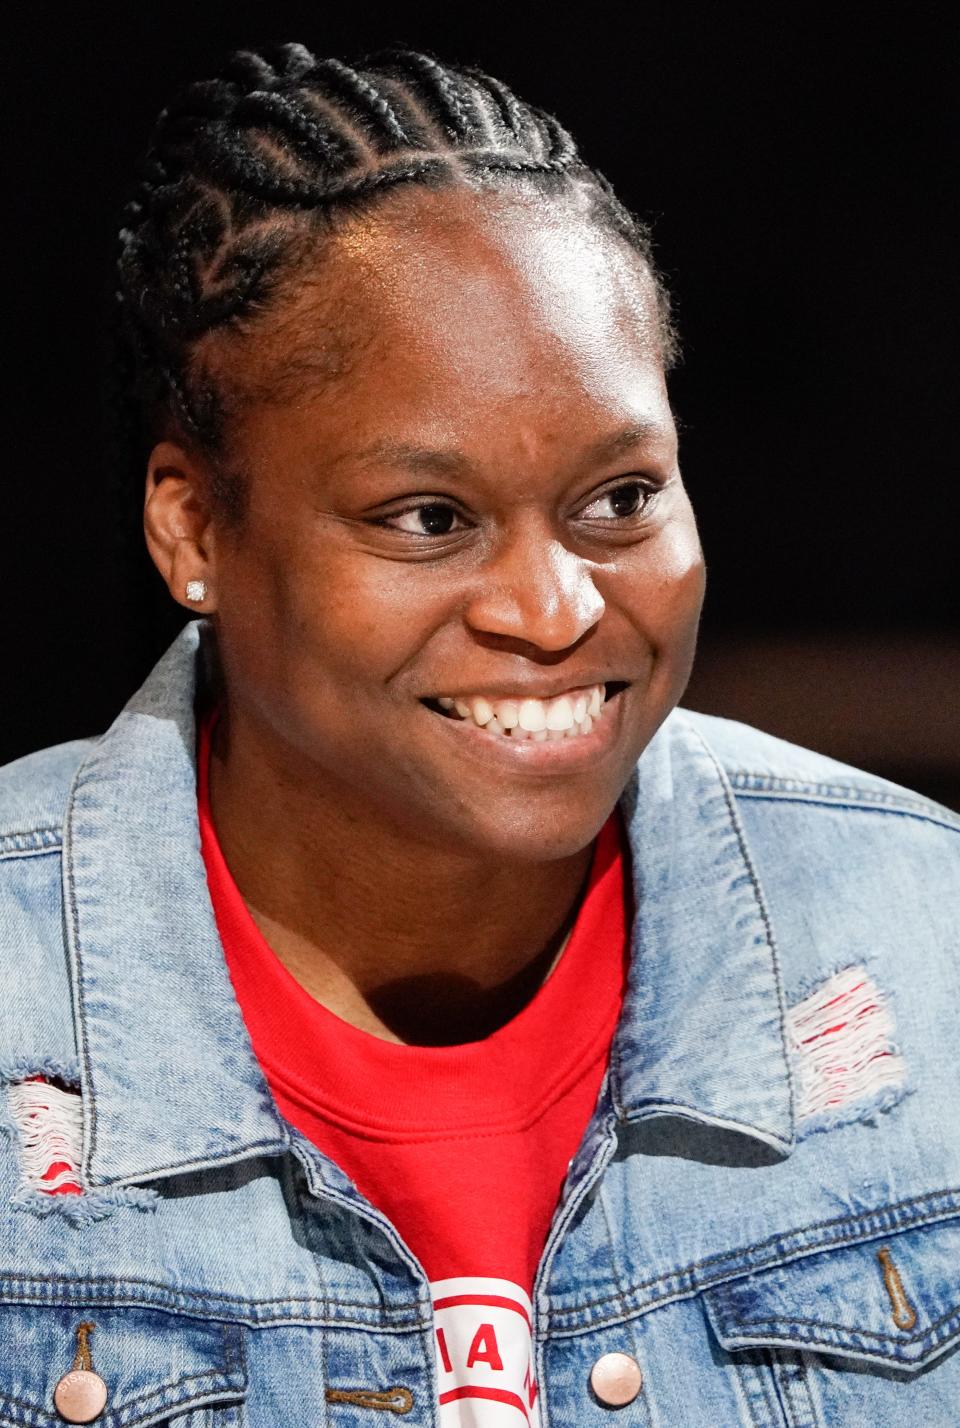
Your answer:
[518,699,547,733]
[471,696,494,726]
[432,683,608,740]
[497,700,520,729]
[545,696,575,731]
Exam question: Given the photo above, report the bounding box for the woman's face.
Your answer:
[191,186,705,861]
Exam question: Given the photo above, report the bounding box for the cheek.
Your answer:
[613,514,706,646]
[258,543,448,690]
[333,560,440,641]
[654,522,707,633]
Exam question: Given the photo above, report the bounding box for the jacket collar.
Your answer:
[613,714,795,1154]
[65,622,793,1188]
[66,621,288,1187]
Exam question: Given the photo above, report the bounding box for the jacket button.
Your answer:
[590,1351,643,1407]
[53,1369,108,1422]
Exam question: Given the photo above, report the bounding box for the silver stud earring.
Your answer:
[185,579,208,603]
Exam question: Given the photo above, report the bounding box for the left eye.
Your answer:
[381,503,467,536]
[580,482,652,521]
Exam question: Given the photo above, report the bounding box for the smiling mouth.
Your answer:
[421,682,629,741]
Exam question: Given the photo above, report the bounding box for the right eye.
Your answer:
[376,502,470,537]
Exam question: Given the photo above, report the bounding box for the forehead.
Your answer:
[214,186,669,456]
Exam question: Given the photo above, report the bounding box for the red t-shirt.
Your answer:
[197,712,629,1426]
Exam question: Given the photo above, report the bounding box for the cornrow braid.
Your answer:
[109,42,676,644]
[307,56,411,146]
[376,48,479,142]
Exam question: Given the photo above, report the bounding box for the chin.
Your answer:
[452,786,625,864]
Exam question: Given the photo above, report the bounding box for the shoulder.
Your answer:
[674,707,960,835]
[668,711,959,1138]
[0,738,96,857]
[670,708,959,972]
[671,709,959,1055]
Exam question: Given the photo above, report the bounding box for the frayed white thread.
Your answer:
[787,966,906,1124]
[7,1077,83,1193]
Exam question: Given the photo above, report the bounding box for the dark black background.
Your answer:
[2,4,956,790]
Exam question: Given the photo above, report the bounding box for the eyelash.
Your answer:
[373,480,661,538]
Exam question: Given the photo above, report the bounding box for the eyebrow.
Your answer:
[342,420,666,477]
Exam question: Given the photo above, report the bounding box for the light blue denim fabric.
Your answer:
[2,617,959,1427]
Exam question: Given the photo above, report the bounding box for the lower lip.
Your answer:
[422,690,628,775]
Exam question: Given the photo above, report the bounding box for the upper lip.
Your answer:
[422,677,628,701]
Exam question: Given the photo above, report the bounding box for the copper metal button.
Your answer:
[590,1351,643,1407]
[53,1369,108,1423]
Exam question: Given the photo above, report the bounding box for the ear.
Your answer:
[143,440,220,613]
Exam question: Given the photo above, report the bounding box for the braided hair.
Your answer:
[110,43,676,641]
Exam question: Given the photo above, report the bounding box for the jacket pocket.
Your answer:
[702,1217,960,1426]
[0,1302,247,1427]
[704,1217,960,1370]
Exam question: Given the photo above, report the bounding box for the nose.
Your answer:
[463,530,605,653]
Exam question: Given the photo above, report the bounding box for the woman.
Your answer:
[2,42,958,1428]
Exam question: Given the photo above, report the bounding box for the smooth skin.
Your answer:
[144,185,706,1045]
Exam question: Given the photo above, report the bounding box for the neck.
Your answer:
[206,710,595,1046]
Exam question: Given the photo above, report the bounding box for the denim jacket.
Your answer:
[2,618,959,1428]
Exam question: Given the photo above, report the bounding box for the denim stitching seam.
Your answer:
[542,1187,960,1333]
[729,777,960,833]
